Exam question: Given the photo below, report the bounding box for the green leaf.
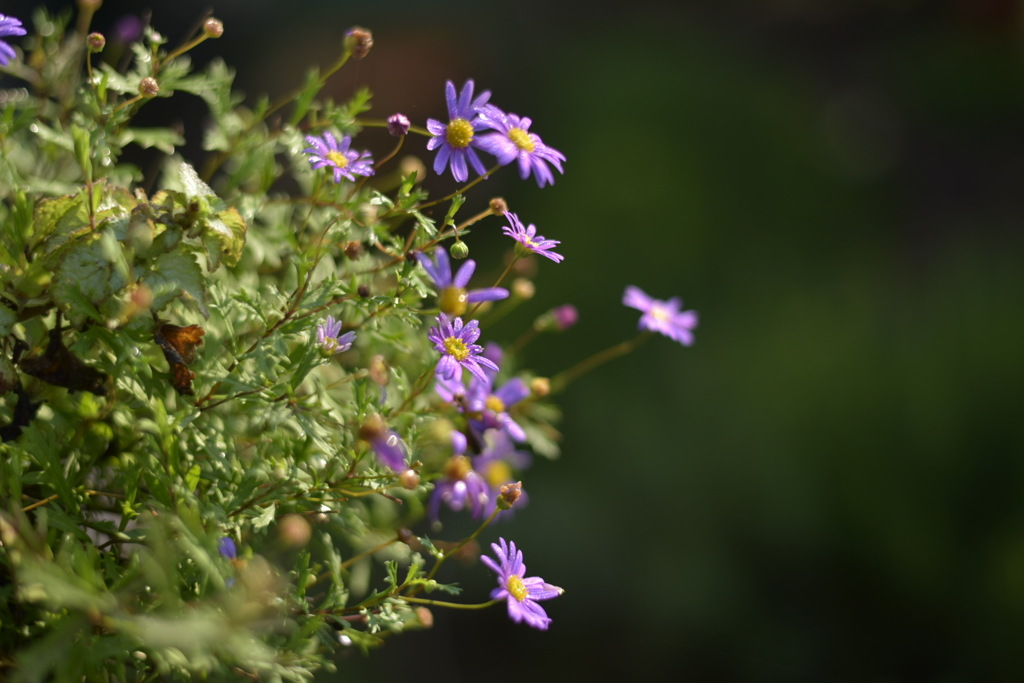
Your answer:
[51,229,130,323]
[141,249,209,318]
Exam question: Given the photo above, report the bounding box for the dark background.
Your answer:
[10,0,1024,680]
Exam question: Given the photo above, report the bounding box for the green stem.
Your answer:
[550,332,652,394]
[404,596,500,611]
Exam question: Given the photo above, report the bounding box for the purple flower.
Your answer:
[477,107,565,188]
[501,212,563,263]
[622,286,698,345]
[481,538,563,630]
[428,313,499,383]
[468,375,530,443]
[303,131,374,183]
[371,430,407,472]
[0,14,27,67]
[316,315,356,354]
[218,537,237,560]
[417,248,508,317]
[426,80,492,182]
[428,454,490,525]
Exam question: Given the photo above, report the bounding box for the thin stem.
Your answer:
[550,332,652,394]
[422,507,499,584]
[417,164,502,212]
[404,596,500,610]
[466,256,520,320]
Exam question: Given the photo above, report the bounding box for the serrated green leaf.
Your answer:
[141,250,209,318]
[51,230,130,322]
[116,127,185,155]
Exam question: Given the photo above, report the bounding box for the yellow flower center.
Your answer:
[446,118,475,149]
[439,287,469,316]
[507,574,528,602]
[486,395,506,414]
[326,150,349,168]
[443,336,470,361]
[508,127,535,153]
[483,460,512,488]
[650,304,670,322]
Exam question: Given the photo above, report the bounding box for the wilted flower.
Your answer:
[303,131,375,183]
[481,538,563,630]
[622,285,698,346]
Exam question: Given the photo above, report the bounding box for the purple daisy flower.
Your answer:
[417,248,508,317]
[477,106,566,188]
[303,131,374,183]
[0,14,27,66]
[316,315,356,354]
[425,80,492,182]
[481,538,563,631]
[501,212,563,264]
[622,285,699,346]
[464,374,530,443]
[428,313,499,383]
[428,453,490,525]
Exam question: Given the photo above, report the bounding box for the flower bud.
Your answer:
[512,277,535,300]
[497,481,523,510]
[399,469,420,490]
[414,607,434,628]
[489,197,508,215]
[343,241,363,259]
[278,513,312,548]
[357,284,371,298]
[387,113,410,137]
[534,303,578,332]
[138,77,159,98]
[449,240,470,260]
[344,27,373,60]
[368,354,389,387]
[530,377,550,397]
[86,32,106,52]
[358,414,387,442]
[203,18,224,38]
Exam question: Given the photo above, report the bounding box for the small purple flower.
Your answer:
[371,430,407,472]
[303,131,375,183]
[468,375,530,443]
[622,286,698,346]
[428,454,490,525]
[501,212,563,263]
[477,107,566,188]
[476,431,532,518]
[218,537,237,560]
[426,80,492,182]
[387,113,410,137]
[316,315,356,354]
[417,248,508,317]
[481,538,563,631]
[0,14,27,67]
[428,313,499,383]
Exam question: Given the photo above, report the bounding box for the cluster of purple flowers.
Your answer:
[426,80,565,186]
[293,73,701,634]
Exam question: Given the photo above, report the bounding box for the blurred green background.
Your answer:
[14,0,1024,679]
